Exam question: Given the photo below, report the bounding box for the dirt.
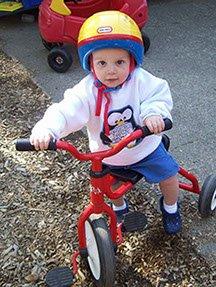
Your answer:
[0,49,216,287]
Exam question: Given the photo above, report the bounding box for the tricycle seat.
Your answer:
[109,168,143,184]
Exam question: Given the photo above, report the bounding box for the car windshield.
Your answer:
[50,0,71,15]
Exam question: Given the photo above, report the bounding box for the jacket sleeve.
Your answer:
[31,87,90,139]
[139,71,173,121]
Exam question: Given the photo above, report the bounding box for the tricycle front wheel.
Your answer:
[84,217,116,287]
[198,174,216,217]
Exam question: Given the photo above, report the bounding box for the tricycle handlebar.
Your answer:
[140,117,172,137]
[16,138,57,151]
[16,118,172,161]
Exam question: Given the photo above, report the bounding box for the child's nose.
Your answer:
[107,64,117,74]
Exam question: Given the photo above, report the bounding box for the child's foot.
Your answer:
[159,196,182,235]
[112,200,129,223]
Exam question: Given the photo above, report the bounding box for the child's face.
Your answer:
[92,48,130,88]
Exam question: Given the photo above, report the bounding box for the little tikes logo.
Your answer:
[97,26,113,34]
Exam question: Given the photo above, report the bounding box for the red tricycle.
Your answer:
[16,119,216,287]
[38,0,150,73]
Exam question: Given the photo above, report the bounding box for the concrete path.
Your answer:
[0,0,215,265]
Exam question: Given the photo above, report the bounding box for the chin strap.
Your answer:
[94,80,111,135]
[91,54,135,136]
[103,93,111,136]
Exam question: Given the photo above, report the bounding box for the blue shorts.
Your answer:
[108,142,179,184]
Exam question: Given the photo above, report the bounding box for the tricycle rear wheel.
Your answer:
[198,174,216,217]
[84,217,116,287]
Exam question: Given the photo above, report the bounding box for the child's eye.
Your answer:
[98,61,106,66]
[116,60,124,65]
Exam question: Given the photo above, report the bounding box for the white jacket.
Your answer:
[32,68,173,166]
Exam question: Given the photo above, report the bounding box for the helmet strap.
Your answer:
[129,55,136,73]
[90,54,135,136]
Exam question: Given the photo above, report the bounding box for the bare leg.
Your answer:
[111,180,125,206]
[111,197,125,206]
[159,174,179,205]
[112,175,179,206]
[159,174,182,234]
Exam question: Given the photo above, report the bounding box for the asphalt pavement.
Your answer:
[0,0,215,265]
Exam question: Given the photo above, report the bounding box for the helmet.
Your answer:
[78,10,144,71]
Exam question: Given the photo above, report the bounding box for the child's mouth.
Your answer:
[106,78,118,83]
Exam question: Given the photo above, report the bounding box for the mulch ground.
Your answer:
[0,49,215,287]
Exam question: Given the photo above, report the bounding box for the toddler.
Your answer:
[30,11,181,235]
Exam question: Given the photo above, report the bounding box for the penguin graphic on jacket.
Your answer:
[100,105,142,148]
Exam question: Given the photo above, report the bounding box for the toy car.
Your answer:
[38,0,150,72]
[0,0,42,16]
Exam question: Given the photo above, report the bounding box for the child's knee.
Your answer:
[160,174,178,185]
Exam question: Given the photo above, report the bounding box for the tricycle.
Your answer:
[38,0,150,72]
[16,119,216,286]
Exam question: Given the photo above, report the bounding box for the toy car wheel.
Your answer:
[84,217,116,287]
[47,47,73,73]
[141,32,150,54]
[41,37,63,51]
[198,174,216,217]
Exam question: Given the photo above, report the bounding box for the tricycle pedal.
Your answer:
[45,266,74,287]
[122,211,148,232]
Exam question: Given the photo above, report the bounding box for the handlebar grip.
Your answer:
[141,118,173,137]
[16,139,57,151]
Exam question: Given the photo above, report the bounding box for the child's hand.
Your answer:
[30,129,52,150]
[143,115,165,134]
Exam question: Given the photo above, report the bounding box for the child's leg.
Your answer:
[111,197,125,207]
[111,181,129,222]
[111,197,129,223]
[159,174,179,205]
[111,180,124,207]
[159,174,182,235]
[111,180,126,207]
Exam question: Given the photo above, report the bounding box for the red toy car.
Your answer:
[38,0,150,72]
